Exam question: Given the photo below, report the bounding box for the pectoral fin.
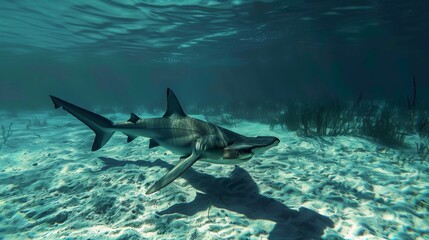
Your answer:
[146,152,200,194]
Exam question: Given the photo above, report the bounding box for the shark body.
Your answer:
[50,89,279,194]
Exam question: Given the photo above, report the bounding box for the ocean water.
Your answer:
[1,1,428,239]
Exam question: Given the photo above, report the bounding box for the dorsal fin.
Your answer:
[128,113,140,124]
[163,88,186,118]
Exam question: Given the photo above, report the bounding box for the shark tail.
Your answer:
[50,95,114,151]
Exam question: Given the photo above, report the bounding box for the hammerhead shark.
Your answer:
[50,89,280,194]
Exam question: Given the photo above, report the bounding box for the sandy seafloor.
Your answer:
[0,110,428,240]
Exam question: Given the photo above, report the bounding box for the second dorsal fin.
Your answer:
[128,113,141,124]
[163,88,186,118]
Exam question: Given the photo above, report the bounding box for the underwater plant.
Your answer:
[0,122,13,149]
[26,118,47,138]
[361,107,406,146]
[268,110,287,130]
[271,102,300,131]
[416,141,429,164]
[26,118,48,129]
[298,100,358,137]
[403,74,420,132]
[415,115,429,163]
[416,115,429,138]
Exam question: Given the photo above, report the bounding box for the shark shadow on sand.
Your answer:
[99,157,334,239]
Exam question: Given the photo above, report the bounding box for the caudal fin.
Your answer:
[50,95,114,151]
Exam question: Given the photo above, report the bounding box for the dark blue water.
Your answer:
[1,0,428,109]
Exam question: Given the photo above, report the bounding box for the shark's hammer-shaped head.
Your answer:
[223,136,280,161]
